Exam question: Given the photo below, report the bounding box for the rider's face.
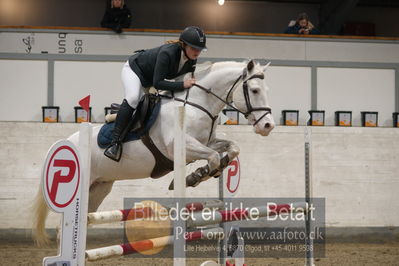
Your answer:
[185,45,202,60]
[299,19,308,28]
[113,0,122,8]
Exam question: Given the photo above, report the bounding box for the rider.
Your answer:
[104,26,207,161]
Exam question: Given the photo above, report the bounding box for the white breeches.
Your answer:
[122,61,145,108]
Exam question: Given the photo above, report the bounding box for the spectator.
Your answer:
[101,0,132,33]
[284,13,320,35]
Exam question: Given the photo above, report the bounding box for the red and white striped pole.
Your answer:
[87,200,224,225]
[85,227,223,261]
[187,202,308,228]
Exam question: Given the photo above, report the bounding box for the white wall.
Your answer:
[267,66,312,125]
[54,61,124,122]
[0,59,47,121]
[318,67,395,126]
[2,31,399,62]
[306,41,399,63]
[206,38,307,60]
[1,58,395,125]
[311,127,399,227]
[0,29,398,124]
[0,123,398,229]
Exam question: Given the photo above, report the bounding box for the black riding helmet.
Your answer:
[179,26,207,51]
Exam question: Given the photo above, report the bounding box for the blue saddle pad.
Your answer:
[97,100,161,149]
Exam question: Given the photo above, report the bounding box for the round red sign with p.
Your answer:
[226,157,240,194]
[43,140,81,211]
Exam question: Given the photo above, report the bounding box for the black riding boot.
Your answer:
[104,99,135,162]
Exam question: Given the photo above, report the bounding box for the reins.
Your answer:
[192,74,242,115]
[193,70,272,126]
[159,93,219,144]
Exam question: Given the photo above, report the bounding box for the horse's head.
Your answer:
[232,60,275,136]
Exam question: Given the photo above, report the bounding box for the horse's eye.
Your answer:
[251,89,259,94]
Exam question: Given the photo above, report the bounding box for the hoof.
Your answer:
[168,165,213,191]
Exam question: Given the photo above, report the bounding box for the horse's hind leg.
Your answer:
[88,180,115,213]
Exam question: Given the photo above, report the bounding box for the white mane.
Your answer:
[175,61,248,82]
[195,61,266,81]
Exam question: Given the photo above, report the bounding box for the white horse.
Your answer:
[32,59,275,245]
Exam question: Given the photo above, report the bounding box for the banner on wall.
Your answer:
[0,31,167,55]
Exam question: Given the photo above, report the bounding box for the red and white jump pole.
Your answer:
[187,202,308,228]
[88,201,307,229]
[87,200,224,225]
[85,227,224,262]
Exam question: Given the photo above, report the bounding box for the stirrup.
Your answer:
[104,141,123,162]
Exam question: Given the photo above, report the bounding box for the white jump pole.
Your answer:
[173,106,186,266]
[304,127,315,266]
[218,156,244,266]
[77,122,92,266]
[219,168,228,266]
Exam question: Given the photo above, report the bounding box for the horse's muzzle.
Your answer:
[254,117,275,136]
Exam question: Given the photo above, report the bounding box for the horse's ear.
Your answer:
[262,61,271,72]
[247,60,255,71]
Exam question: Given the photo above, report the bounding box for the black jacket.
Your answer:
[284,24,320,35]
[128,43,196,92]
[101,5,132,30]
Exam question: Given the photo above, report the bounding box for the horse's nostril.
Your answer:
[265,123,271,128]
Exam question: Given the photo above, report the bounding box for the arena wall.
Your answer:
[1,29,399,241]
[0,122,398,232]
[1,29,398,126]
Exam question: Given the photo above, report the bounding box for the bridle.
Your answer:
[160,67,272,143]
[194,68,272,126]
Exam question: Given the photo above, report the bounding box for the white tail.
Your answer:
[32,185,51,247]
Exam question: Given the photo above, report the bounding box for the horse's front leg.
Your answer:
[168,135,220,190]
[208,138,240,174]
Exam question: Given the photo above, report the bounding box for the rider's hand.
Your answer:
[184,78,196,89]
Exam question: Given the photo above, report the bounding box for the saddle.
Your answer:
[98,93,174,178]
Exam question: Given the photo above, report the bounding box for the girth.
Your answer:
[141,133,174,179]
